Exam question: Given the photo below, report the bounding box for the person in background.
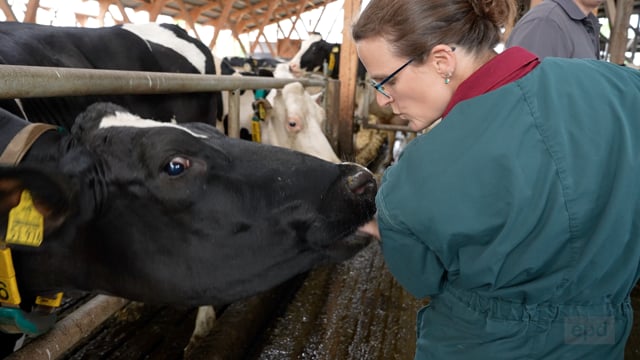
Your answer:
[505,0,603,59]
[352,0,640,358]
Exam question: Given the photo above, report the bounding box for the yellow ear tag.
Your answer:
[0,248,21,305]
[251,121,262,143]
[35,292,63,307]
[328,52,336,72]
[258,102,267,120]
[6,190,44,247]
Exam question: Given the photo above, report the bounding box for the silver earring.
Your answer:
[444,73,451,84]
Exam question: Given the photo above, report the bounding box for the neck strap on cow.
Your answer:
[0,123,58,165]
[0,123,63,336]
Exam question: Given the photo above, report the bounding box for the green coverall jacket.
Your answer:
[376,58,640,359]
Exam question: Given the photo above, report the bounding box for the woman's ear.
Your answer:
[430,44,457,79]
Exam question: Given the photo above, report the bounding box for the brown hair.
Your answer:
[352,0,517,62]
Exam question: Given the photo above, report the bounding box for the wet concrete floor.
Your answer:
[11,242,640,359]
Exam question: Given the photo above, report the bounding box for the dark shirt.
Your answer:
[505,0,601,59]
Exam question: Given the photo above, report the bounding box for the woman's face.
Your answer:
[356,37,451,132]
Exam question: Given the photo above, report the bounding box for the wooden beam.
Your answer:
[175,0,200,40]
[148,0,168,22]
[0,0,18,21]
[247,0,280,54]
[609,0,634,64]
[604,0,616,27]
[232,28,249,56]
[231,0,299,34]
[75,14,89,26]
[337,0,360,159]
[234,10,273,34]
[188,1,220,20]
[209,0,234,49]
[23,0,39,22]
[287,0,310,37]
[113,0,132,23]
[312,5,328,33]
[98,0,109,26]
[198,1,334,37]
[277,16,302,56]
[251,29,265,53]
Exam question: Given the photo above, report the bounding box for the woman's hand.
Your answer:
[358,218,380,241]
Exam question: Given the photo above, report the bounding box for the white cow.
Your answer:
[263,82,340,163]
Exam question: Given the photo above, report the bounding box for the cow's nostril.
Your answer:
[347,169,376,195]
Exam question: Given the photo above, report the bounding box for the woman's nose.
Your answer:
[376,91,393,107]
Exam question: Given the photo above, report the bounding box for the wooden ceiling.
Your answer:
[0,0,340,52]
[116,0,337,37]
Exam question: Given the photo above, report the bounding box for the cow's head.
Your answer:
[0,102,376,307]
[289,33,325,76]
[262,82,340,164]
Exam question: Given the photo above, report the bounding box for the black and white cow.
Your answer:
[0,102,376,354]
[287,33,380,121]
[288,32,366,81]
[223,56,284,73]
[288,35,409,126]
[0,22,221,128]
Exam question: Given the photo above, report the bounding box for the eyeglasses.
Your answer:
[369,57,415,99]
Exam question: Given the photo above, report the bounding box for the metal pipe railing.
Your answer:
[0,64,326,98]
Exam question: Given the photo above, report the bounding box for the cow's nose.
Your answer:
[346,167,376,196]
[289,63,299,72]
[286,116,303,132]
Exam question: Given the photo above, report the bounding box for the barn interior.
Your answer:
[1,0,640,359]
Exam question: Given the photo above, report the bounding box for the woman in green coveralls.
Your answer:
[353,0,640,358]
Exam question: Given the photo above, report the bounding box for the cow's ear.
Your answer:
[259,97,276,123]
[71,102,130,140]
[0,167,71,237]
[310,91,324,106]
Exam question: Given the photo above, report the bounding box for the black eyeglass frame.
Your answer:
[369,57,415,99]
[369,46,456,99]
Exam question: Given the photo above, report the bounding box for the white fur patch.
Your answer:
[99,112,207,138]
[122,23,207,74]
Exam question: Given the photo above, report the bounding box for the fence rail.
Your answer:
[0,64,326,98]
[0,64,330,139]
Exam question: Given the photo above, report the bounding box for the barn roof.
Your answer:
[117,0,338,36]
[0,0,343,57]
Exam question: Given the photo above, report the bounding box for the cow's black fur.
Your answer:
[299,39,367,81]
[0,22,221,128]
[0,102,376,308]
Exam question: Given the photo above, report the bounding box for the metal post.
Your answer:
[228,90,241,139]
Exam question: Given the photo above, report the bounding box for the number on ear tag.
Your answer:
[6,190,44,247]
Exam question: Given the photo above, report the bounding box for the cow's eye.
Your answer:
[164,157,190,176]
